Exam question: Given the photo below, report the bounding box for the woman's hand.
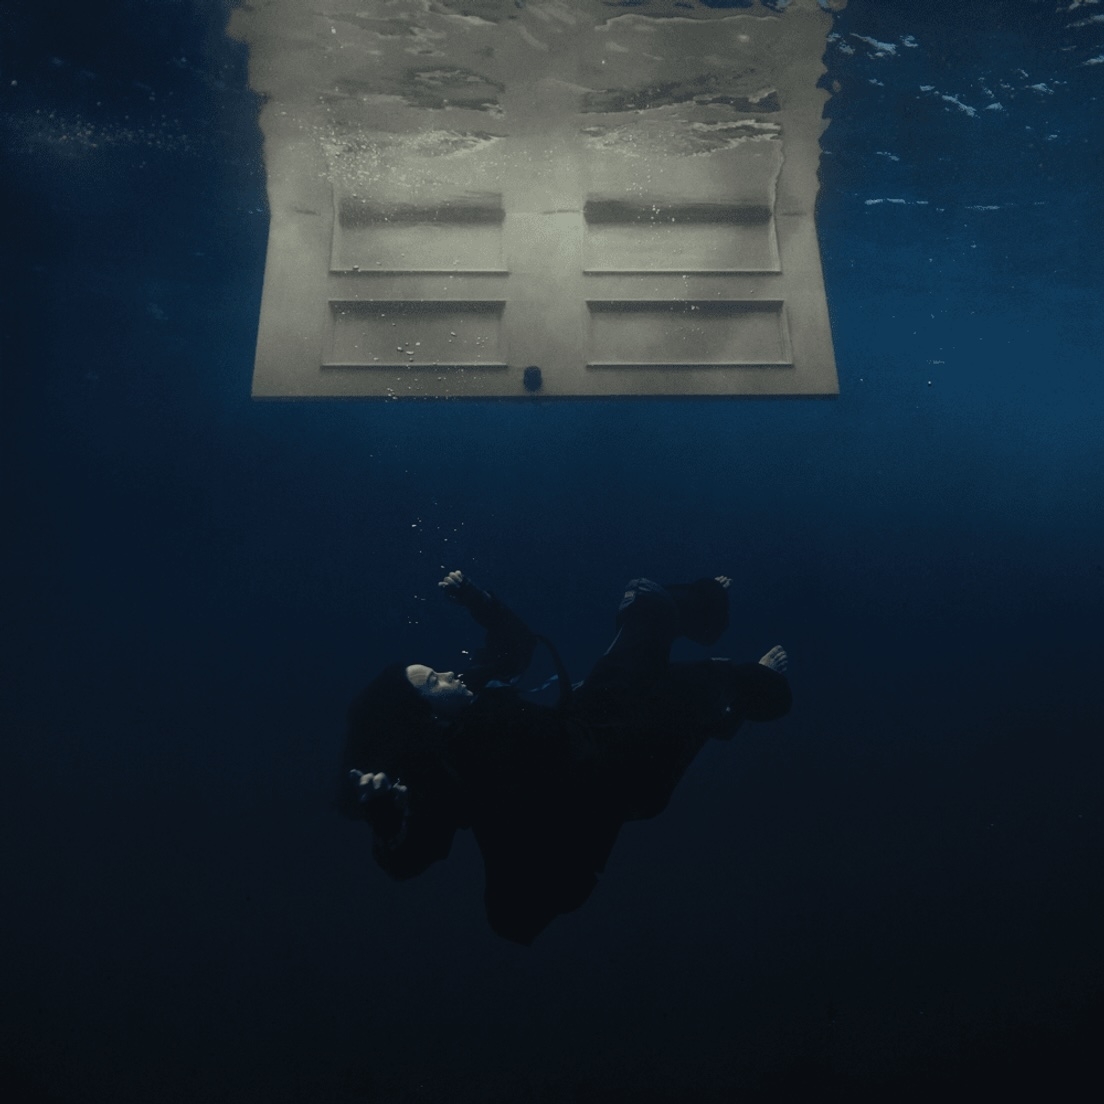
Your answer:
[349,770,409,809]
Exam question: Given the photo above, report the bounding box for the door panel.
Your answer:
[230,0,839,399]
[588,299,791,369]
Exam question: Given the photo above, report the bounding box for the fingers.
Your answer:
[758,645,789,672]
[351,770,393,804]
[714,575,732,589]
[439,569,466,593]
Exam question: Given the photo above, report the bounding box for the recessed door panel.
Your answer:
[332,194,507,274]
[583,201,779,274]
[326,301,506,369]
[587,300,791,369]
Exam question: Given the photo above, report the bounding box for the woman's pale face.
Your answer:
[405,664,475,714]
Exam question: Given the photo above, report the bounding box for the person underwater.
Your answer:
[340,570,790,944]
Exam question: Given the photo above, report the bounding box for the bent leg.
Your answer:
[662,656,792,735]
[583,576,730,689]
[602,578,681,676]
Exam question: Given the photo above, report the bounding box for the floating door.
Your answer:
[230,0,839,399]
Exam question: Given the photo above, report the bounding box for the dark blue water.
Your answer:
[3,1,1102,1101]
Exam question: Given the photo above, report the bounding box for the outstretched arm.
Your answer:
[438,569,497,622]
[438,570,537,691]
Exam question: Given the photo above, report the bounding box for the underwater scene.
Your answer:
[2,1,1102,1101]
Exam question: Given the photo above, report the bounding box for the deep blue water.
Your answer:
[2,1,1103,1101]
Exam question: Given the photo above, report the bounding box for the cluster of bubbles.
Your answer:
[3,105,195,160]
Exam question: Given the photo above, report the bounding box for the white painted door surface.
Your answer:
[231,0,838,398]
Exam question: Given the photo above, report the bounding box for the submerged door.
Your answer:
[231,0,839,398]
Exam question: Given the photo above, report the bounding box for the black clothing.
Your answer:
[341,577,791,944]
